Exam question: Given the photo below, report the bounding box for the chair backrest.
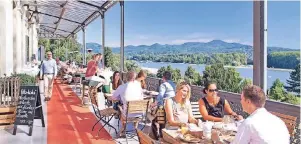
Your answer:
[270,111,297,136]
[191,102,202,119]
[156,107,166,124]
[89,88,101,118]
[136,129,155,144]
[127,100,150,114]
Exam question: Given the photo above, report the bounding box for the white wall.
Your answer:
[0,1,14,76]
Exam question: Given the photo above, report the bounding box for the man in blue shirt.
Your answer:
[40,51,57,101]
[156,71,176,106]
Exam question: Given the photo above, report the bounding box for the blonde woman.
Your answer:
[165,81,198,127]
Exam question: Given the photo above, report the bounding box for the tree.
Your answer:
[237,78,252,93]
[156,65,182,82]
[285,64,300,95]
[269,78,299,105]
[104,47,115,69]
[202,63,245,93]
[269,79,286,101]
[184,66,202,85]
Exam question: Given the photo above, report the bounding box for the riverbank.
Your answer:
[142,65,294,74]
[224,65,294,72]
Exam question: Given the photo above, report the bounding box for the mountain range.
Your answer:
[85,40,297,60]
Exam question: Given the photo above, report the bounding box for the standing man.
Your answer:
[40,51,57,101]
[97,53,104,70]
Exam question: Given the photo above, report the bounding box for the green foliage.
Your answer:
[11,73,36,85]
[202,63,249,93]
[156,65,182,82]
[285,64,300,94]
[184,66,202,85]
[131,53,247,66]
[39,37,82,64]
[125,60,141,72]
[104,47,115,69]
[267,51,300,69]
[269,78,299,105]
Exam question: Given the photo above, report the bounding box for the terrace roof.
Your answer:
[21,0,117,39]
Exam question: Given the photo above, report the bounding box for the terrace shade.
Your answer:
[21,0,117,39]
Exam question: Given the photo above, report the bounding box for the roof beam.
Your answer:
[67,1,115,38]
[42,25,73,33]
[77,0,102,9]
[28,9,82,25]
[40,27,66,38]
[54,1,68,33]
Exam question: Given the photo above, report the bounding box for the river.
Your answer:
[136,61,293,89]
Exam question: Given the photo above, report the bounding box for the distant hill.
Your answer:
[85,40,297,60]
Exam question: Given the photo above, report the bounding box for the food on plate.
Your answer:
[183,134,201,142]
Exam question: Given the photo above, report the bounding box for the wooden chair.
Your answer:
[270,111,297,136]
[190,102,202,120]
[136,129,156,144]
[120,100,150,144]
[89,87,119,136]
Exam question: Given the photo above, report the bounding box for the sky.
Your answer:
[77,1,300,49]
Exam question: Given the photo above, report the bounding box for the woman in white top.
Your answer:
[165,81,198,127]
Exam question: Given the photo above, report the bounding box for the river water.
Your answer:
[136,61,292,89]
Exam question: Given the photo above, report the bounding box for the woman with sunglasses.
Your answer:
[165,81,198,127]
[199,81,243,122]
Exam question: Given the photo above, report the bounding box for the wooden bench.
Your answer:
[270,111,297,136]
[191,102,202,120]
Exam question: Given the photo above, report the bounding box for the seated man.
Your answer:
[110,71,144,136]
[213,85,289,144]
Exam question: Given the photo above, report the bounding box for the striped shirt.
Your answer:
[156,80,176,106]
[40,59,57,76]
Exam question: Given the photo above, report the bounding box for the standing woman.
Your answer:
[198,81,243,122]
[136,70,147,89]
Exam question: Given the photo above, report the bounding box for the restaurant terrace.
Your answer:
[0,0,300,144]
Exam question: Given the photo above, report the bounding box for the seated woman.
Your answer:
[136,70,147,89]
[198,81,242,122]
[165,82,198,127]
[111,71,124,91]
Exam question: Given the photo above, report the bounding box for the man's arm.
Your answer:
[110,85,123,101]
[231,122,251,144]
[156,84,166,105]
[53,60,58,77]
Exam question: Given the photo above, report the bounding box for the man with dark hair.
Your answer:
[151,71,176,139]
[231,85,289,144]
[156,71,176,106]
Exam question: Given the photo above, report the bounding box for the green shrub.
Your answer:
[11,73,36,85]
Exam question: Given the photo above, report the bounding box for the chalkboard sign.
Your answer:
[13,86,45,136]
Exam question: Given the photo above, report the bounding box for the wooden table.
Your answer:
[162,127,236,144]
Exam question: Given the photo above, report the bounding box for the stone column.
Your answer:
[13,1,22,73]
[21,6,28,67]
[32,22,38,59]
[29,21,34,61]
[0,1,14,76]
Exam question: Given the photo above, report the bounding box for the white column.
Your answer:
[32,22,38,59]
[29,21,34,61]
[0,1,14,76]
[22,6,29,66]
[13,1,22,73]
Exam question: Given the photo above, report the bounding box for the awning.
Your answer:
[21,0,117,39]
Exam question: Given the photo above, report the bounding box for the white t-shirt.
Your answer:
[232,108,290,144]
[112,81,144,117]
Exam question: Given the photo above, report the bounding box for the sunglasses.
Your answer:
[208,89,219,92]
